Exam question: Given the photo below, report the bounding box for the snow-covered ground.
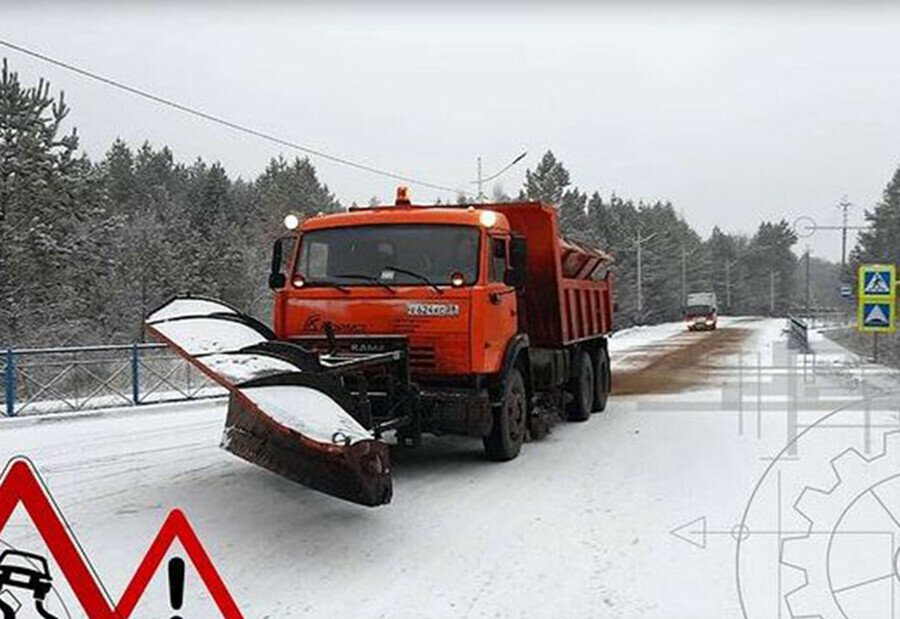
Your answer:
[2,318,898,619]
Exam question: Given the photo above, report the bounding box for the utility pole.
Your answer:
[838,196,852,269]
[637,233,644,316]
[680,244,703,307]
[476,156,484,203]
[724,254,743,312]
[471,152,527,204]
[635,230,657,320]
[725,261,731,309]
[804,246,811,316]
[770,270,776,315]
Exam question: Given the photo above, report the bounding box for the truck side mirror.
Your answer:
[268,237,289,289]
[505,236,527,289]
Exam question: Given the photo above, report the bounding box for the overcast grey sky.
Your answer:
[4,3,899,261]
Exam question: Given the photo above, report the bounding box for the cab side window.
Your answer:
[489,237,508,283]
[299,240,329,278]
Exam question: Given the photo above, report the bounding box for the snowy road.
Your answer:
[3,318,896,618]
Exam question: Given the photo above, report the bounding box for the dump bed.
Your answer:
[493,202,614,348]
[686,292,717,308]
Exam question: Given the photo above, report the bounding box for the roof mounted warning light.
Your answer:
[395,186,411,206]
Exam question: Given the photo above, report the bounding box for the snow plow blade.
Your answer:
[145,297,392,507]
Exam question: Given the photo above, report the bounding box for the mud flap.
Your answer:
[145,296,392,506]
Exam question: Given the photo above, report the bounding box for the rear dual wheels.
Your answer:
[594,346,611,412]
[567,346,611,421]
[484,368,528,461]
[567,351,595,422]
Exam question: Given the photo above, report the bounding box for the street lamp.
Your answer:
[470,151,528,203]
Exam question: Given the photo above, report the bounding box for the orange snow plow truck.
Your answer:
[145,189,614,507]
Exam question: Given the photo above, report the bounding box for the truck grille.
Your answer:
[409,345,437,372]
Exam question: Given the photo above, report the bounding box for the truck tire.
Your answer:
[594,345,610,413]
[567,350,594,422]
[484,368,527,461]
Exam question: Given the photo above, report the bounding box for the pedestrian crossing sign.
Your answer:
[858,264,896,333]
[862,268,893,296]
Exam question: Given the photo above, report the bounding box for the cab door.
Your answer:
[479,235,519,373]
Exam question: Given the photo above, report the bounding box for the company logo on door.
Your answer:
[407,303,460,317]
[302,313,365,334]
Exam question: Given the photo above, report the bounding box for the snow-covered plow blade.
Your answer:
[145,297,392,506]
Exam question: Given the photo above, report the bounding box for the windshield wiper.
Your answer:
[384,265,443,294]
[305,279,350,293]
[334,273,397,293]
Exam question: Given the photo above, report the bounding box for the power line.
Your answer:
[471,151,528,185]
[472,151,527,203]
[0,37,460,194]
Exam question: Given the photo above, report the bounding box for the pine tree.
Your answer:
[558,189,590,242]
[255,156,341,230]
[746,220,798,315]
[852,165,900,267]
[520,151,570,205]
[0,58,109,345]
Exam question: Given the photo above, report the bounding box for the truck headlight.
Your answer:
[284,213,300,230]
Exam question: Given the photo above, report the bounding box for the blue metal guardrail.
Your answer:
[1,343,223,418]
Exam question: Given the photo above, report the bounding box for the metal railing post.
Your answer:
[131,344,140,405]
[787,315,809,353]
[5,349,15,417]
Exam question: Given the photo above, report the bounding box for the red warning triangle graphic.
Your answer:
[116,510,241,618]
[0,457,244,619]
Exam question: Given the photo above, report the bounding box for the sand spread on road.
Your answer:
[613,326,754,395]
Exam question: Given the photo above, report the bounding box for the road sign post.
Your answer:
[857,265,896,343]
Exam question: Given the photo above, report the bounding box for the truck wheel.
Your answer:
[594,346,610,413]
[484,368,527,461]
[567,350,594,422]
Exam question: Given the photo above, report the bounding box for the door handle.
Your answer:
[490,287,516,305]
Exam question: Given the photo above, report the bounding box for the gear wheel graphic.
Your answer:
[782,430,900,619]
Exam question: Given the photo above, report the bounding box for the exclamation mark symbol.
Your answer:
[168,557,185,619]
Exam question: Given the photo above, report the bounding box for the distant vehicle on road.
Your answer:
[684,292,718,331]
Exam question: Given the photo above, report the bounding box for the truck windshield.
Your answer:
[296,224,480,287]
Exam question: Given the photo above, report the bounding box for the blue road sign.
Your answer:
[863,270,893,296]
[861,303,893,329]
[858,264,897,333]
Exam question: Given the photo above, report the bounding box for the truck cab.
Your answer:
[273,204,521,380]
[684,292,718,331]
[266,190,613,463]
